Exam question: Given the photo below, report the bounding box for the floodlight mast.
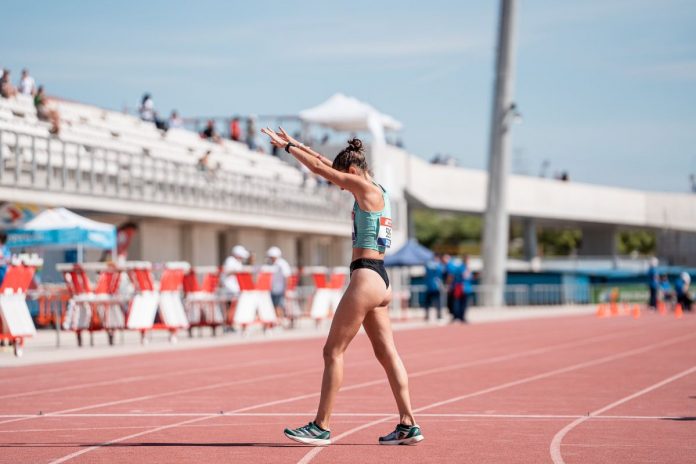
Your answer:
[481,0,518,307]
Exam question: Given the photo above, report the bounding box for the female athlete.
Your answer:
[261,127,424,446]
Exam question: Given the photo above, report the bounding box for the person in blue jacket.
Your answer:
[422,254,444,321]
[647,257,659,309]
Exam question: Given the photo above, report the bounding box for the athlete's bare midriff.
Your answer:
[351,248,385,261]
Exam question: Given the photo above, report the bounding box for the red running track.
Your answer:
[1,313,695,463]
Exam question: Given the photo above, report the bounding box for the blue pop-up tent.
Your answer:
[384,238,434,267]
[7,208,116,262]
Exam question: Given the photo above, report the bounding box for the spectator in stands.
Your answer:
[246,116,257,150]
[267,246,292,326]
[647,257,659,309]
[139,93,168,131]
[200,120,222,144]
[422,254,444,321]
[0,232,10,285]
[675,272,693,311]
[230,117,242,142]
[34,86,60,135]
[196,150,219,178]
[1,69,17,98]
[222,245,250,298]
[168,110,183,129]
[17,68,36,96]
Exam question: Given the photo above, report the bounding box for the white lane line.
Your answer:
[296,332,696,464]
[1,328,621,427]
[0,354,303,401]
[43,328,633,463]
[549,364,696,464]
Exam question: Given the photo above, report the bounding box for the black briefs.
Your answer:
[349,258,389,288]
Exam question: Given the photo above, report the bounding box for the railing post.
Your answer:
[14,132,21,185]
[61,140,67,189]
[0,130,4,183]
[89,146,96,192]
[30,135,37,185]
[46,137,52,189]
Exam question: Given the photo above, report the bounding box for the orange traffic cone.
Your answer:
[632,304,641,319]
[610,302,619,317]
[596,304,607,318]
[658,301,667,316]
[675,304,683,319]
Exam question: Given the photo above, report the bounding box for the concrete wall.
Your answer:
[406,155,696,232]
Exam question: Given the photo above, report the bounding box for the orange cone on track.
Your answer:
[632,304,641,319]
[610,302,619,317]
[658,301,667,316]
[675,304,683,319]
[596,304,607,318]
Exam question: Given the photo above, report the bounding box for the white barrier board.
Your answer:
[0,292,37,336]
[126,292,160,329]
[159,292,189,328]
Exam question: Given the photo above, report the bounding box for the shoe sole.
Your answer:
[284,432,331,446]
[379,435,425,445]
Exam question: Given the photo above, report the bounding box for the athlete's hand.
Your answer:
[261,127,285,148]
[277,127,300,146]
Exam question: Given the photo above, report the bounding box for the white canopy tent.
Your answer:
[298,93,402,145]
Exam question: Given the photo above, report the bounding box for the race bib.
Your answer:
[377,216,392,248]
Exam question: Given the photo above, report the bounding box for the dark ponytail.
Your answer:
[332,137,369,173]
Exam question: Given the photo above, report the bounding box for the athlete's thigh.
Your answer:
[362,305,397,356]
[324,269,388,353]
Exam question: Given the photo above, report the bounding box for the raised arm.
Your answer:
[262,127,369,195]
[277,128,333,168]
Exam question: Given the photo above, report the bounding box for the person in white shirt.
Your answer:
[169,110,183,129]
[18,69,36,96]
[267,246,292,324]
[139,93,155,122]
[222,245,249,297]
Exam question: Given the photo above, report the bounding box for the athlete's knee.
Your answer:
[322,343,344,363]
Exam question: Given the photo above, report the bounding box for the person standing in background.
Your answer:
[459,255,473,323]
[422,254,444,321]
[246,116,257,150]
[445,254,461,320]
[647,257,659,310]
[222,245,250,298]
[675,272,693,311]
[230,117,242,142]
[267,246,292,326]
[168,110,183,129]
[0,232,10,284]
[17,69,36,96]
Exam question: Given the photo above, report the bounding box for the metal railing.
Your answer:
[0,129,352,222]
[399,283,650,309]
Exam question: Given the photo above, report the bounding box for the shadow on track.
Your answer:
[0,442,365,448]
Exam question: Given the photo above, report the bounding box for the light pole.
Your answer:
[481,0,518,307]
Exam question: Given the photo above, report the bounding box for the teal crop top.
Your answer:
[352,182,392,253]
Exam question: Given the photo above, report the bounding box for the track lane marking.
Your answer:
[549,364,696,464]
[297,332,696,464]
[42,328,646,463]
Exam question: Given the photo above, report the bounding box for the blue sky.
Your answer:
[1,0,695,192]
